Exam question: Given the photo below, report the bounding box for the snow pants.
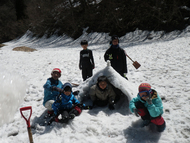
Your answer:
[135,101,166,132]
[82,67,92,81]
[59,106,82,123]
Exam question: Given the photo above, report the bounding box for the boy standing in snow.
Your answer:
[47,83,85,125]
[43,68,63,116]
[89,76,116,110]
[79,40,95,81]
[104,35,127,78]
[129,83,166,132]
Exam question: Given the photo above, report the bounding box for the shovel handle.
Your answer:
[20,106,32,127]
[27,127,34,143]
[124,50,135,62]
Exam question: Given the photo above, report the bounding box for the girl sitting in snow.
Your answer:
[129,83,166,132]
[47,83,86,125]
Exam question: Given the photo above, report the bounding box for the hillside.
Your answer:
[0,0,190,43]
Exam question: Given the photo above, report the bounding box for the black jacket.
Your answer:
[79,49,95,69]
[104,45,127,74]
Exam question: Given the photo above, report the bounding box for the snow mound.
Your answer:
[77,62,137,103]
[0,71,27,126]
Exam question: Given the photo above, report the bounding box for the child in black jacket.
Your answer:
[79,40,95,81]
[104,35,127,78]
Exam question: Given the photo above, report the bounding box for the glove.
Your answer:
[52,86,63,93]
[92,64,95,69]
[83,105,93,110]
[146,97,152,104]
[146,93,152,104]
[133,108,140,117]
[74,103,84,109]
[79,65,82,70]
[108,99,115,110]
[123,73,128,80]
[108,104,115,110]
[93,101,97,107]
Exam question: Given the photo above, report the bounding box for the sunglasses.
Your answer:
[138,89,152,98]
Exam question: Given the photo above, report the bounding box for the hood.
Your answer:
[62,82,72,90]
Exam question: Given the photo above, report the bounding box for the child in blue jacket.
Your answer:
[47,83,85,125]
[43,68,63,116]
[129,83,166,132]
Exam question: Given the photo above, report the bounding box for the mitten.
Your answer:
[83,105,93,110]
[93,101,97,107]
[52,86,63,93]
[108,104,115,110]
[146,98,152,104]
[146,93,152,104]
[123,73,128,80]
[133,108,140,117]
[79,65,82,70]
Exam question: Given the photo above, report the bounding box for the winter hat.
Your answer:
[111,35,119,43]
[51,68,61,75]
[62,83,72,92]
[138,83,151,92]
[64,86,72,92]
[81,40,88,45]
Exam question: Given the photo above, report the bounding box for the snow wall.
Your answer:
[0,70,27,126]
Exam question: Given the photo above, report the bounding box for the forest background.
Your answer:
[0,0,190,43]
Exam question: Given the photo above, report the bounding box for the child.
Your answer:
[104,35,127,78]
[89,76,116,110]
[43,68,63,116]
[79,40,95,81]
[129,83,166,132]
[47,83,85,125]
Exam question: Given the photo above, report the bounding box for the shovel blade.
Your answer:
[133,61,141,69]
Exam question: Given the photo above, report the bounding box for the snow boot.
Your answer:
[142,120,151,127]
[44,110,54,119]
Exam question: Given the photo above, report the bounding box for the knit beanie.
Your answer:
[138,83,151,92]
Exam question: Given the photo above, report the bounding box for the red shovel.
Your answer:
[20,106,34,143]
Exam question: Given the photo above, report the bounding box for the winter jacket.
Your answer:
[104,45,127,75]
[89,83,116,104]
[79,49,95,69]
[43,78,63,106]
[52,83,81,115]
[129,89,163,118]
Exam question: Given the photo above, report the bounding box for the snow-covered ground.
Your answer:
[0,29,190,143]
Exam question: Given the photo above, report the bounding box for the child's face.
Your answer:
[64,91,71,96]
[51,71,61,80]
[139,92,149,100]
[112,39,119,45]
[98,81,107,90]
[81,44,88,50]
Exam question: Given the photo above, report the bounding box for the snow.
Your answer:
[0,29,190,143]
